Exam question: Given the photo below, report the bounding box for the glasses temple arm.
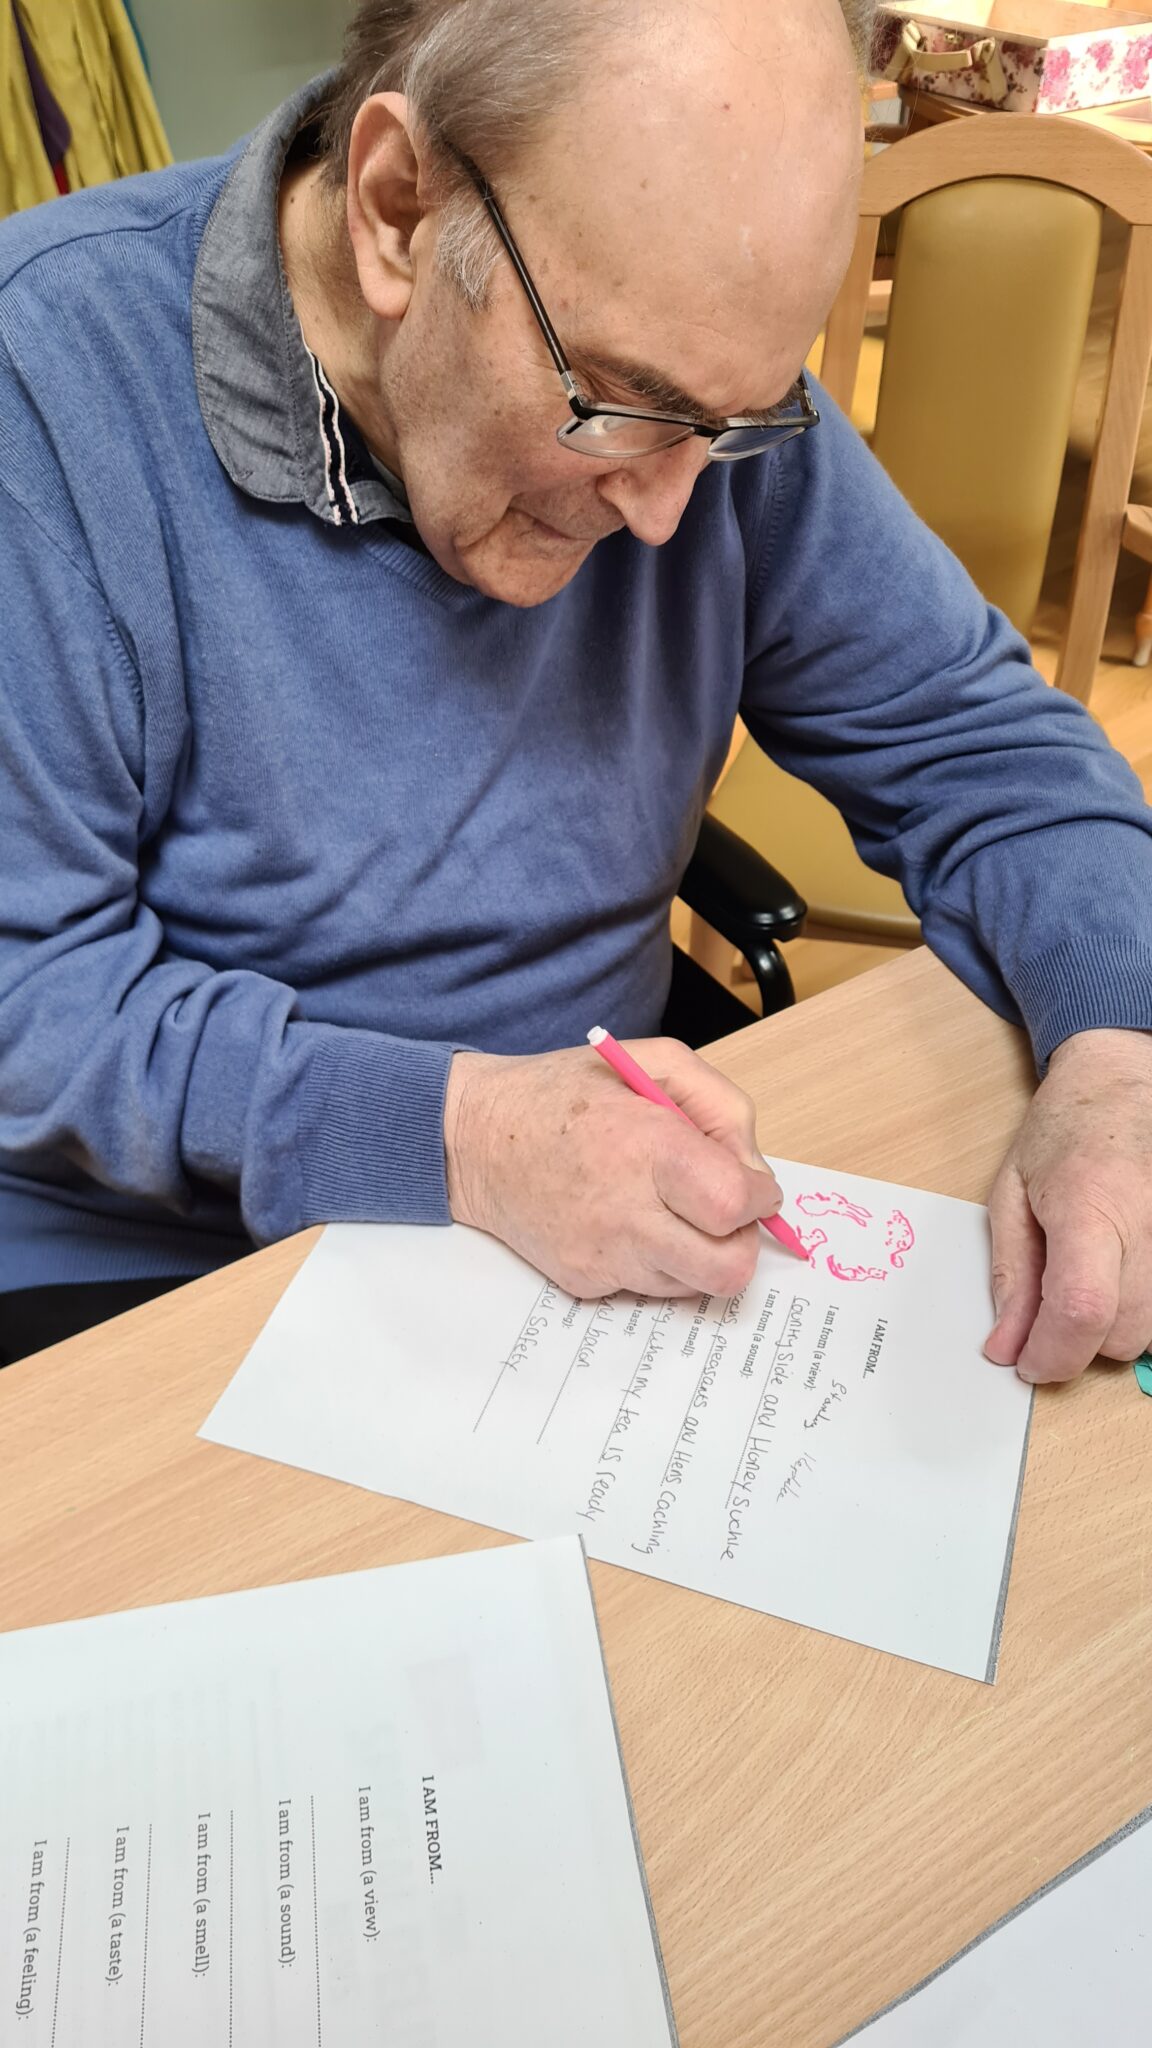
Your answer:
[480,193,574,382]
[448,142,574,384]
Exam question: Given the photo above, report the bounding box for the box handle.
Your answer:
[882,21,1008,104]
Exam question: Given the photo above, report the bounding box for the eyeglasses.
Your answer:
[451,149,820,464]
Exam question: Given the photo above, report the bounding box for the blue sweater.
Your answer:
[2,139,1152,1291]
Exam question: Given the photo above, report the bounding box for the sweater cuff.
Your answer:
[295,1028,457,1227]
[1011,936,1152,1071]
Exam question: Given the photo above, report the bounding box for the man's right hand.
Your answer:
[443,1039,781,1299]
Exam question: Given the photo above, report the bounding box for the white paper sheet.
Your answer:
[839,1805,1152,2044]
[0,1538,676,2048]
[202,1161,1033,1682]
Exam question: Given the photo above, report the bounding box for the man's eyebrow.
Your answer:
[570,348,795,427]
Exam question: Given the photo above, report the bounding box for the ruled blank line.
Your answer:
[139,1823,154,2048]
[49,1836,71,2048]
[229,1810,235,2048]
[311,1794,323,2046]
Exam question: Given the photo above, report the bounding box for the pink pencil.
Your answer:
[587,1026,808,1262]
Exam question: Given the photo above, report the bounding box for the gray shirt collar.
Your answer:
[192,76,411,530]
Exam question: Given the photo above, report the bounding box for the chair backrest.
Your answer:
[873,178,1101,632]
[821,115,1152,700]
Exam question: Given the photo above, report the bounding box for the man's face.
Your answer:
[360,3,862,606]
[370,206,719,606]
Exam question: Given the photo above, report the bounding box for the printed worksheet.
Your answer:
[0,1538,676,2048]
[202,1162,1034,1682]
[838,1804,1152,2043]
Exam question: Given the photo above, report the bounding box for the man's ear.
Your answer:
[346,91,427,322]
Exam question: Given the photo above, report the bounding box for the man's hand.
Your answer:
[443,1038,781,1300]
[985,1029,1152,1384]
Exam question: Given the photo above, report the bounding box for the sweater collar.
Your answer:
[192,76,411,530]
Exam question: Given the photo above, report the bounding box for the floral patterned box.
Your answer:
[875,2,1152,113]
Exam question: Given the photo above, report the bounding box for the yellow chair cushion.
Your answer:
[873,176,1101,635]
[708,739,919,944]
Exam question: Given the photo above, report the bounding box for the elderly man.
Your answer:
[1,0,1150,1380]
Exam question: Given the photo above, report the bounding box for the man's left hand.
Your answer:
[985,1028,1152,1384]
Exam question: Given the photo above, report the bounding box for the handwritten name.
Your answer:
[803,1380,848,1431]
[777,1453,815,1503]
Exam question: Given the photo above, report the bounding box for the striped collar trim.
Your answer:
[310,352,358,526]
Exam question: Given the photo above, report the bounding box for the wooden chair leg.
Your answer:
[1056,224,1152,703]
[1135,567,1152,667]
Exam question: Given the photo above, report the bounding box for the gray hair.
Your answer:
[319,0,877,308]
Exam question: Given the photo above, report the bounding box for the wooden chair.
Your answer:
[1120,503,1152,662]
[695,113,1152,984]
[824,112,1152,702]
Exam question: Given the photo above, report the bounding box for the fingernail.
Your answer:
[1018,1372,1038,1386]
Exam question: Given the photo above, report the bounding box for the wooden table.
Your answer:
[1,950,1149,2047]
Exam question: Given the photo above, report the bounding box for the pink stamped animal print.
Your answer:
[793,1190,916,1285]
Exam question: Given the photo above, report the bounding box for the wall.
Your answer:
[131,0,351,160]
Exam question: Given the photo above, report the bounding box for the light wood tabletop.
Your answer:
[1,948,1149,2047]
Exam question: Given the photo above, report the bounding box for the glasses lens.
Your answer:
[707,422,808,463]
[558,412,696,459]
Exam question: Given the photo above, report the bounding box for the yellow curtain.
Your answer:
[1,4,59,214]
[2,0,170,219]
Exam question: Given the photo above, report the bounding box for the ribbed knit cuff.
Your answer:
[1012,937,1152,1071]
[295,1029,458,1227]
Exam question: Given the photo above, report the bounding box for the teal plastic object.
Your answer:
[1135,1354,1152,1397]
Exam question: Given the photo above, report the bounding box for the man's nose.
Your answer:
[595,438,711,546]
